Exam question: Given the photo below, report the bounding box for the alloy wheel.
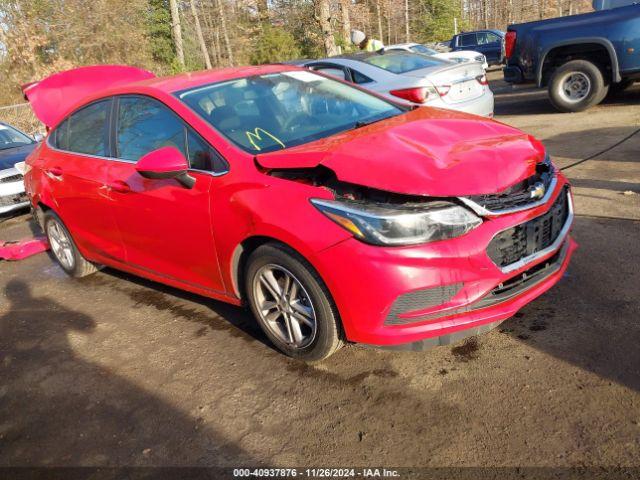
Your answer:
[253,264,317,348]
[47,220,75,270]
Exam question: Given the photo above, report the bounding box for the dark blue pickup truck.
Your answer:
[503,1,640,112]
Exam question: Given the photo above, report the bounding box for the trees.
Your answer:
[0,0,599,105]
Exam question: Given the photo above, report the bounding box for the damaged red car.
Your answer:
[23,65,576,361]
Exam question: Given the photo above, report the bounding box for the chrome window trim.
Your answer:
[459,175,558,217]
[44,141,229,178]
[45,94,230,177]
[490,190,574,275]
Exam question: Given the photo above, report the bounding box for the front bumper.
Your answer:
[315,175,576,347]
[0,168,28,215]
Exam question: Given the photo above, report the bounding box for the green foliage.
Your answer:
[146,0,176,65]
[411,0,465,42]
[249,25,301,65]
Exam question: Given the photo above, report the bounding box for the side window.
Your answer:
[116,96,186,162]
[351,69,374,85]
[53,119,70,151]
[477,32,499,45]
[312,66,347,81]
[459,34,477,47]
[63,100,110,156]
[186,129,227,172]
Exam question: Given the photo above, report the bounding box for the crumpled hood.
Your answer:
[0,143,36,171]
[256,108,546,197]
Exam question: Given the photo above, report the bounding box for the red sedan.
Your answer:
[23,65,576,361]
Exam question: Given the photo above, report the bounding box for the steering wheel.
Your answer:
[282,112,321,132]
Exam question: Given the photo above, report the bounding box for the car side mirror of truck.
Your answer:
[136,146,195,189]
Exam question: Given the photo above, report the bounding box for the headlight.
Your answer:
[311,198,482,246]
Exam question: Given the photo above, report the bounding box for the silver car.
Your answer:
[385,42,489,70]
[0,123,38,215]
[302,51,494,117]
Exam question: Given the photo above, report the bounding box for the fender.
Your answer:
[536,37,621,86]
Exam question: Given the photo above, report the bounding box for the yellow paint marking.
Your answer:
[246,128,286,151]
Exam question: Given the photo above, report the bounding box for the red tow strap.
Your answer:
[0,237,49,261]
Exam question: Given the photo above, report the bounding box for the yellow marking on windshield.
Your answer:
[246,128,286,151]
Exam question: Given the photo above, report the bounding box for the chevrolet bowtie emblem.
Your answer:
[528,182,546,200]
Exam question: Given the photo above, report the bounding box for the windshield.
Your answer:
[364,52,446,74]
[176,71,403,154]
[0,124,33,150]
[410,45,438,56]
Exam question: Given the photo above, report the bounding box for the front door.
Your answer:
[105,95,226,293]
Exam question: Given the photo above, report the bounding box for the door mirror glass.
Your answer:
[135,146,195,189]
[32,132,45,142]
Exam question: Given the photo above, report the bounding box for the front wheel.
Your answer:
[548,60,608,112]
[245,243,343,361]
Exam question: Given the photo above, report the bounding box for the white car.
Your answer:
[0,123,39,215]
[386,42,488,70]
[302,50,494,117]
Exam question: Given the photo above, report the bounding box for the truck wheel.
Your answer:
[245,243,343,362]
[548,60,608,112]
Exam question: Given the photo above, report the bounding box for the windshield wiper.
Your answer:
[353,115,394,129]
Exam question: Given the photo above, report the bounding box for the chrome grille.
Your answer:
[465,160,555,212]
[0,173,23,184]
[487,187,569,268]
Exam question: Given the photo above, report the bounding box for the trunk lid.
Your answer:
[406,62,486,104]
[22,65,155,128]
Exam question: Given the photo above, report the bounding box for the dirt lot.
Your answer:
[1,71,639,473]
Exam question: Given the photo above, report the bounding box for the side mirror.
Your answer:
[135,146,195,189]
[33,132,44,142]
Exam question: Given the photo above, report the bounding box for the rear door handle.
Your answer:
[107,180,131,194]
[46,166,63,178]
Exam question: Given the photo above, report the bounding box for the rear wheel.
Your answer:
[44,211,99,278]
[245,243,343,361]
[548,60,608,112]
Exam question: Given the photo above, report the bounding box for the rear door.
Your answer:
[105,94,226,293]
[476,32,503,63]
[43,99,125,262]
[454,33,478,52]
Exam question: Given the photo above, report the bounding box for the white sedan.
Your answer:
[302,50,494,117]
[386,42,488,70]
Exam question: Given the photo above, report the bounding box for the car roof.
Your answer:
[385,43,419,48]
[129,64,302,94]
[457,29,504,36]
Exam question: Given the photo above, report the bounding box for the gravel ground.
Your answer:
[1,72,639,474]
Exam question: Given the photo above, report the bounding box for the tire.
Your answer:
[44,211,100,278]
[548,60,608,112]
[608,79,634,96]
[245,243,343,361]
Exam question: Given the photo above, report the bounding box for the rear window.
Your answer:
[410,45,437,56]
[363,52,446,74]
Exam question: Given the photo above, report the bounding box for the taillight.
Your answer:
[389,87,430,103]
[505,31,517,59]
[435,85,451,97]
[476,74,488,86]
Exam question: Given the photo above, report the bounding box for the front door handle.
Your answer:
[107,180,131,194]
